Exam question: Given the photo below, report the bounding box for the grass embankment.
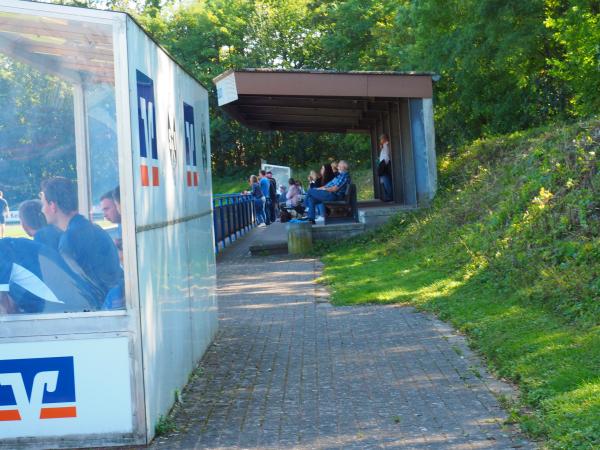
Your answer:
[212,167,374,199]
[319,120,600,449]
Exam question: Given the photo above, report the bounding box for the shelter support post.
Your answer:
[410,98,438,204]
[396,99,417,206]
[73,83,92,218]
[387,102,402,204]
[370,126,381,200]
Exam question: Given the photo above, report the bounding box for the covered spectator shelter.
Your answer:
[214,69,437,205]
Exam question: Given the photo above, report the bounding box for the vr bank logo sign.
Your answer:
[0,357,77,421]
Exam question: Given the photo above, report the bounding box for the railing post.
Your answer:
[227,196,233,244]
[219,197,226,249]
[213,197,218,254]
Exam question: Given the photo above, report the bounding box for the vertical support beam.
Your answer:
[383,108,396,202]
[73,83,91,218]
[409,98,437,205]
[388,102,403,203]
[396,99,417,206]
[370,126,380,199]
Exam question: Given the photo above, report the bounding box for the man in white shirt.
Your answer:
[378,134,393,202]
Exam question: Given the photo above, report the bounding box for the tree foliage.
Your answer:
[135,0,598,166]
[5,0,600,175]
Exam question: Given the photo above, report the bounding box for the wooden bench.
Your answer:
[323,183,358,224]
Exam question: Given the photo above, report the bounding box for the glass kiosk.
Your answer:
[0,0,217,447]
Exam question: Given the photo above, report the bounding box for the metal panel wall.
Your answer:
[126,16,217,442]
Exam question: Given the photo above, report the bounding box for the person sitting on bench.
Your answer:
[302,161,351,224]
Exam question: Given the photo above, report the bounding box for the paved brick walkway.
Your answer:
[150,229,533,449]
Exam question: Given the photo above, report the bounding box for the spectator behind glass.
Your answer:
[0,237,97,314]
[18,199,62,251]
[308,170,322,189]
[110,186,123,264]
[286,178,301,207]
[321,164,335,185]
[40,177,124,309]
[100,188,122,251]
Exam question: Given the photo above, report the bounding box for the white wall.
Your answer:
[126,17,217,441]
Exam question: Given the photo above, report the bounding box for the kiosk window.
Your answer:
[0,13,125,314]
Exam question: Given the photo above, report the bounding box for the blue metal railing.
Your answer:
[213,194,256,253]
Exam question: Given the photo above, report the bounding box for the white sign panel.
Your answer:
[216,72,238,106]
[0,337,132,438]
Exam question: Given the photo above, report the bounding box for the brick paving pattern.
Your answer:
[150,231,534,449]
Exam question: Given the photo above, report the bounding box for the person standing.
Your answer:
[266,171,278,223]
[258,170,272,225]
[378,134,393,202]
[247,175,266,227]
[0,191,9,238]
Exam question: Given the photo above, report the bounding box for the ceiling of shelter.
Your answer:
[222,95,394,133]
[0,11,114,84]
[214,70,434,134]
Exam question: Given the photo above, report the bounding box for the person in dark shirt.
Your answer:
[40,177,123,309]
[320,164,335,185]
[0,238,96,314]
[18,199,63,251]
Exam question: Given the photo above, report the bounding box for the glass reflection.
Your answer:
[0,13,124,315]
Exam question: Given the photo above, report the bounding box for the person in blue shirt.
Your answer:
[246,175,266,227]
[0,238,97,314]
[303,160,351,223]
[18,199,63,251]
[40,177,124,309]
[259,170,272,225]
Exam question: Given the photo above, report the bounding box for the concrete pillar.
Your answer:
[396,100,417,206]
[287,222,313,254]
[370,126,380,199]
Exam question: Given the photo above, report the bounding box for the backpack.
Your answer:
[280,208,292,223]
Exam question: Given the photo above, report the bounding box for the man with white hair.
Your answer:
[302,160,351,224]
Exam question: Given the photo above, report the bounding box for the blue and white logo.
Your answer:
[0,357,77,421]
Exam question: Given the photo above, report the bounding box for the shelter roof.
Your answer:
[212,69,435,133]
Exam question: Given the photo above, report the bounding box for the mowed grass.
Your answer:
[319,119,600,449]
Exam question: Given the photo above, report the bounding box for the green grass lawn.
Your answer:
[318,119,600,449]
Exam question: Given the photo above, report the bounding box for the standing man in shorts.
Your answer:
[0,191,9,238]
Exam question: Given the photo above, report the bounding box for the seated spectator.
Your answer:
[302,160,351,223]
[308,170,322,189]
[278,185,287,204]
[0,238,97,314]
[18,199,62,250]
[331,161,339,176]
[285,178,301,207]
[321,164,335,185]
[40,177,124,309]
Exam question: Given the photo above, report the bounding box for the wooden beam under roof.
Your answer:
[0,13,112,46]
